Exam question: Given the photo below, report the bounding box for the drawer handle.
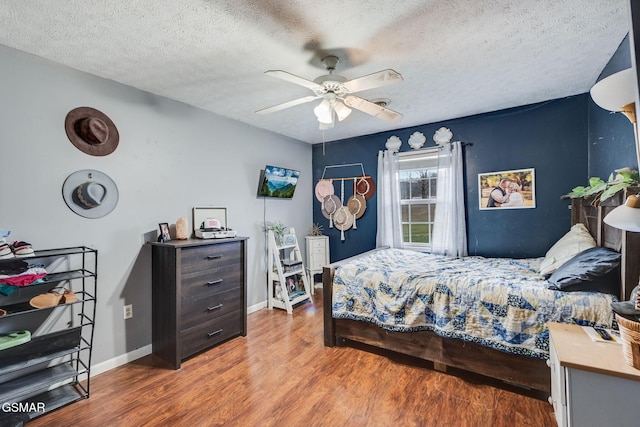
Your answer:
[207,303,223,311]
[208,329,223,337]
[206,279,223,286]
[206,255,223,260]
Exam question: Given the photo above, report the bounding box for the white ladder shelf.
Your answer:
[267,229,313,314]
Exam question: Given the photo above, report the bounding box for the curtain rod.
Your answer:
[395,141,473,156]
[440,141,473,147]
[435,141,473,151]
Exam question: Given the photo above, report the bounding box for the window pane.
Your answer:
[412,177,424,199]
[400,180,410,199]
[402,224,410,241]
[410,223,430,243]
[398,149,439,248]
[401,204,409,222]
[412,204,429,222]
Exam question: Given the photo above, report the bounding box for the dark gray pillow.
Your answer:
[547,246,621,295]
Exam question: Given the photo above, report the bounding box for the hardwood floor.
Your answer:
[29,290,556,427]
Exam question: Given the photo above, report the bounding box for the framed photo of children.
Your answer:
[478,168,536,210]
[158,222,171,242]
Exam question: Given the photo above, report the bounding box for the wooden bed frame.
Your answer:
[323,194,640,394]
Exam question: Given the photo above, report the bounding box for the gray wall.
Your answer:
[0,45,312,366]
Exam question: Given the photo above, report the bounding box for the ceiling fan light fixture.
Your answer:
[315,108,333,125]
[334,101,352,121]
[314,99,331,116]
[319,120,334,130]
[314,98,336,124]
[317,113,333,124]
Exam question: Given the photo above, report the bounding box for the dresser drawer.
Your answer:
[180,288,242,330]
[181,264,242,299]
[179,241,242,275]
[180,311,243,358]
[309,258,326,270]
[309,239,326,251]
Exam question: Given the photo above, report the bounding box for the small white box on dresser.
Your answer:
[305,235,329,287]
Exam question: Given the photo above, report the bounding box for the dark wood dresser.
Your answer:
[149,237,248,369]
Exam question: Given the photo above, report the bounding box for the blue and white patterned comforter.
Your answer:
[332,248,616,359]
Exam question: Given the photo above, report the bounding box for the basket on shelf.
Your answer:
[615,314,640,369]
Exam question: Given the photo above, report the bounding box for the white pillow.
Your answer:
[538,223,596,276]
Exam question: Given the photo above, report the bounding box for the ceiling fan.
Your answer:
[256,55,404,129]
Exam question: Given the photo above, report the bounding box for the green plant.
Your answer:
[263,221,287,238]
[563,168,639,205]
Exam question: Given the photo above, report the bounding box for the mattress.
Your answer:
[332,248,616,358]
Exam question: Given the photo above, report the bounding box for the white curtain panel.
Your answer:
[376,150,404,248]
[431,141,468,257]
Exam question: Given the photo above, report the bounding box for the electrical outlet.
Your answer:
[123,304,133,319]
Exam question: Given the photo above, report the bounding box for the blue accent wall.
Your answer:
[313,36,634,263]
[313,96,589,262]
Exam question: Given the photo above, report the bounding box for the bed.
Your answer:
[323,196,640,393]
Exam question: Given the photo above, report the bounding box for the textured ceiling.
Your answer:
[0,1,630,144]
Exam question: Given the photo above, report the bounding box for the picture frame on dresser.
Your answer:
[158,223,171,242]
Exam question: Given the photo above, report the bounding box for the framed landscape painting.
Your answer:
[478,168,536,210]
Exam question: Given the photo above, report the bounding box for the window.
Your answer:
[398,149,439,250]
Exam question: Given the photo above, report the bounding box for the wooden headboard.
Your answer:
[571,190,640,300]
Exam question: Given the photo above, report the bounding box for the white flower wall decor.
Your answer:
[408,131,426,149]
[385,135,402,152]
[433,127,453,146]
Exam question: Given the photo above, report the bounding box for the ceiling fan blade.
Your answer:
[342,95,403,123]
[265,70,324,91]
[256,95,320,115]
[342,69,403,93]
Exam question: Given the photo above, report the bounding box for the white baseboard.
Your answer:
[90,301,268,377]
[248,300,267,313]
[90,344,152,377]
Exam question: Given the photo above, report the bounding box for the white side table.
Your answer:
[548,322,640,427]
[305,235,329,288]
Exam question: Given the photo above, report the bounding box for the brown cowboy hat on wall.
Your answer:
[65,107,119,156]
